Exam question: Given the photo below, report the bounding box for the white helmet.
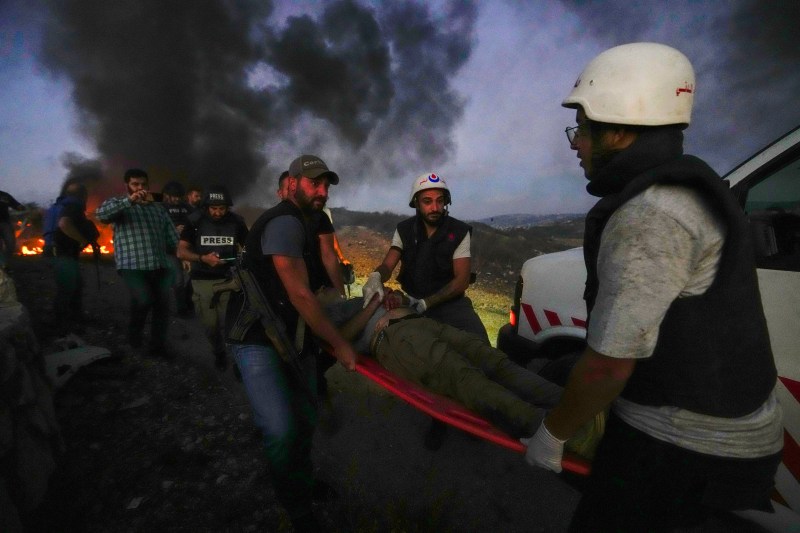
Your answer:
[562,42,695,127]
[409,173,451,208]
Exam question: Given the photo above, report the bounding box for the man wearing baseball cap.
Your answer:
[225,154,355,531]
[288,154,340,185]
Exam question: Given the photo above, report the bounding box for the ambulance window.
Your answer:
[744,153,800,271]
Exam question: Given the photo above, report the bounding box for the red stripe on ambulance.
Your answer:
[782,429,800,484]
[544,310,561,326]
[521,303,542,334]
[521,303,586,335]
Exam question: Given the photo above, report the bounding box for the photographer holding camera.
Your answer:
[96,168,179,357]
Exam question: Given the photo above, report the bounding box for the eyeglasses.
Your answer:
[565,124,588,144]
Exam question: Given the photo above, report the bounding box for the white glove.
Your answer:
[362,272,385,308]
[406,295,427,314]
[521,421,565,473]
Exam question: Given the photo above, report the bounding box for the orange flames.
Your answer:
[14,200,115,256]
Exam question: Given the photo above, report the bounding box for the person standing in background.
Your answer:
[161,181,194,317]
[96,168,179,357]
[186,185,203,211]
[50,179,98,335]
[178,185,248,370]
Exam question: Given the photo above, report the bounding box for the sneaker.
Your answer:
[423,419,448,451]
[564,409,607,460]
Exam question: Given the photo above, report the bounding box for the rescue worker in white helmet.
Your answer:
[177,185,249,370]
[365,172,489,449]
[524,42,782,531]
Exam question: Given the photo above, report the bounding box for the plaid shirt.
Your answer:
[96,196,179,271]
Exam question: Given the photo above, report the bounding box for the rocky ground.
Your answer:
[13,252,588,533]
[7,208,779,532]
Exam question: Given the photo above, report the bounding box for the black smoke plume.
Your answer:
[39,0,476,204]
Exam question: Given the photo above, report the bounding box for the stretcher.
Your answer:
[353,355,591,476]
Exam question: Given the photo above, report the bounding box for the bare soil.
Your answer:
[12,247,582,533]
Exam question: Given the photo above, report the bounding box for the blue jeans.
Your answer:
[230,343,318,521]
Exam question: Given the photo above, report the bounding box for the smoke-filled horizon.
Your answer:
[2,0,799,218]
[36,0,476,205]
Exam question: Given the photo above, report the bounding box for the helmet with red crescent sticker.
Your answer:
[562,42,695,127]
[409,173,451,208]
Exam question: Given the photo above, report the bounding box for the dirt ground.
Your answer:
[12,254,588,533]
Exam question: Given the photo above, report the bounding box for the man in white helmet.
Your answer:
[365,172,489,449]
[524,43,782,530]
[365,173,488,342]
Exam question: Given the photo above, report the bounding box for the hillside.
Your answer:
[236,205,584,297]
[476,212,585,230]
[322,208,585,344]
[328,208,584,293]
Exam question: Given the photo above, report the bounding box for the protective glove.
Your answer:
[362,272,385,308]
[521,421,565,473]
[406,295,427,314]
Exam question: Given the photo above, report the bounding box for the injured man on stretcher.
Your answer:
[320,287,605,460]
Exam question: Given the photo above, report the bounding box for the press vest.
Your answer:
[226,201,326,349]
[189,211,242,279]
[164,202,191,228]
[584,155,776,417]
[396,215,471,298]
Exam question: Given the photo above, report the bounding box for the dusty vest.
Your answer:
[584,155,776,417]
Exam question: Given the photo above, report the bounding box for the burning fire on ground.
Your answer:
[14,196,115,256]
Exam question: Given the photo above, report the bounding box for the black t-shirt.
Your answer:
[54,201,88,257]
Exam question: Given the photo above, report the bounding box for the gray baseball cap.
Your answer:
[288,155,339,185]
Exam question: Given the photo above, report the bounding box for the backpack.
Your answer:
[43,195,84,248]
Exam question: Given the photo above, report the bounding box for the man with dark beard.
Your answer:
[366,173,487,342]
[364,173,488,449]
[96,168,179,356]
[224,155,357,532]
[178,185,248,370]
[524,43,782,531]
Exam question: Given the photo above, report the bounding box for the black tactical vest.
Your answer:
[189,211,242,279]
[584,155,776,417]
[164,202,191,228]
[396,215,471,298]
[226,201,326,348]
